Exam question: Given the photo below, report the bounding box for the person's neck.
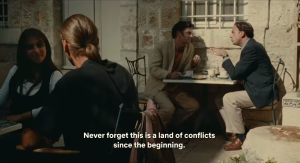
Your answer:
[174,38,186,49]
[74,56,89,68]
[239,37,250,47]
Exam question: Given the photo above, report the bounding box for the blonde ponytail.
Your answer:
[85,43,102,64]
[60,14,102,64]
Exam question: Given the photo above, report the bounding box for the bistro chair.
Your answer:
[126,56,147,110]
[242,58,285,125]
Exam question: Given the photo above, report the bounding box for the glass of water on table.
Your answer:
[207,69,215,78]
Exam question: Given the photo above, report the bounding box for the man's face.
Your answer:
[230,25,243,46]
[178,28,193,44]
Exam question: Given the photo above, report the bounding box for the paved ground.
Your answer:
[172,135,244,163]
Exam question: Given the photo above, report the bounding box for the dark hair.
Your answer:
[60,14,102,64]
[234,21,254,38]
[172,21,194,38]
[16,28,60,83]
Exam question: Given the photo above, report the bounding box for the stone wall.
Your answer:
[119,0,138,85]
[0,45,17,86]
[137,0,181,92]
[0,0,63,86]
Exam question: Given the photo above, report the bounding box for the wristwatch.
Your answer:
[223,55,229,59]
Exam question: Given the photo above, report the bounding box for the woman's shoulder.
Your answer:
[11,65,18,71]
[52,70,63,77]
[50,70,63,80]
[8,65,18,75]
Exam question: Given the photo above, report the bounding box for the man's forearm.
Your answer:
[149,66,169,80]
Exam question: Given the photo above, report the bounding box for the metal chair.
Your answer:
[126,56,147,110]
[242,58,285,125]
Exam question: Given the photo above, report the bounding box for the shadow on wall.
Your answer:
[191,36,207,73]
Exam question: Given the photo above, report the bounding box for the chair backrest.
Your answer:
[283,68,297,92]
[273,58,286,101]
[274,58,285,84]
[125,56,146,89]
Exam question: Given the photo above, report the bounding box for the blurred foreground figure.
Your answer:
[22,14,140,162]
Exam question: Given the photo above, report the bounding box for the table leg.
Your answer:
[193,84,228,140]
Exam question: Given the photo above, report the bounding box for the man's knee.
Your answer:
[155,94,176,122]
[176,92,200,112]
[158,105,176,124]
[215,98,223,110]
[223,92,236,104]
[158,103,176,116]
[189,98,200,111]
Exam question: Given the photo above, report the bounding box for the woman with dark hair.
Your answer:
[0,28,62,155]
[0,28,62,123]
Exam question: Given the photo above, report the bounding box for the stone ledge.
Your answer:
[243,126,300,163]
[282,93,300,127]
[282,92,300,108]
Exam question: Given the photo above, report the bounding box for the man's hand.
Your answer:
[209,48,228,57]
[168,71,182,79]
[191,54,201,68]
[192,54,201,64]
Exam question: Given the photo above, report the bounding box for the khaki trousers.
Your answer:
[154,85,200,126]
[215,90,254,134]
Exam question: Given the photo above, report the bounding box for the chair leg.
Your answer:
[272,109,276,125]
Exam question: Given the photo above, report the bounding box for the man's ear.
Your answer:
[177,31,182,37]
[240,31,246,38]
[62,40,69,53]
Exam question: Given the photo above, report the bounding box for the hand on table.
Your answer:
[168,71,183,79]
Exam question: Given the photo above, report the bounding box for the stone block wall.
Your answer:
[0,45,17,86]
[0,0,63,86]
[118,0,138,87]
[137,0,181,92]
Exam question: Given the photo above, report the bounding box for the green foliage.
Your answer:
[222,155,280,163]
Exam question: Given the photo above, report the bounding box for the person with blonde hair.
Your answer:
[21,14,140,162]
